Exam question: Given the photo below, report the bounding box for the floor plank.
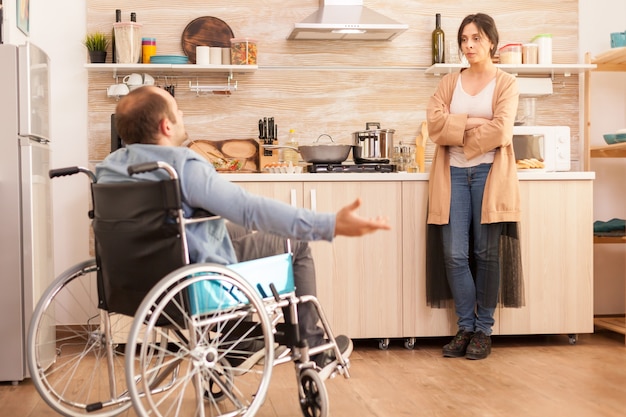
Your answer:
[2,331,625,416]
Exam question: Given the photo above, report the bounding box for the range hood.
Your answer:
[287,0,409,41]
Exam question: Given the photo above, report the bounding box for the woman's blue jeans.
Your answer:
[441,164,499,336]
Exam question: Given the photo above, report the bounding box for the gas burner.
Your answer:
[306,163,397,173]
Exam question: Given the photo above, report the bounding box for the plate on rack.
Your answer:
[181,16,234,64]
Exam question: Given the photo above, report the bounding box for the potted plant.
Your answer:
[84,32,110,63]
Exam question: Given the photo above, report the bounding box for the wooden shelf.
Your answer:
[585,49,626,345]
[590,141,626,158]
[85,63,258,78]
[590,47,626,71]
[425,63,595,76]
[594,235,626,244]
[594,316,626,336]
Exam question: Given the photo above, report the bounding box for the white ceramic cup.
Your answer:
[196,46,210,65]
[123,73,143,86]
[107,83,130,97]
[142,73,155,85]
[210,47,222,65]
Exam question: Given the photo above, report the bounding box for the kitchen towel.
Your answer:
[593,218,625,236]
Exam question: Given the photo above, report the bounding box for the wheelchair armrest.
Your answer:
[192,208,217,219]
[184,208,221,226]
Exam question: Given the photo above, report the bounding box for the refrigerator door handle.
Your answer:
[20,134,50,144]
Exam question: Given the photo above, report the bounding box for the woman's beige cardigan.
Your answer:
[426,69,521,225]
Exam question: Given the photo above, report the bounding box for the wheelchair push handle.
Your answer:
[128,161,179,180]
[49,166,96,183]
[49,166,80,178]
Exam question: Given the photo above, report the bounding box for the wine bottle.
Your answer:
[112,9,121,64]
[432,13,445,65]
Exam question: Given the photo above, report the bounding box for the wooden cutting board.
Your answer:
[187,139,260,171]
[181,16,234,64]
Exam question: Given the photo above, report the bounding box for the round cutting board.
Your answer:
[181,16,234,64]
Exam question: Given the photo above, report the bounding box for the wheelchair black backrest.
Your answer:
[91,179,186,317]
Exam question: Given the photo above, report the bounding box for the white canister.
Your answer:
[221,47,231,65]
[196,46,210,65]
[531,34,552,64]
[210,47,222,65]
[522,43,538,64]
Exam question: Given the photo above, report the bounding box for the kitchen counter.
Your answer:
[221,171,595,182]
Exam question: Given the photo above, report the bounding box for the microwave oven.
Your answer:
[512,125,571,172]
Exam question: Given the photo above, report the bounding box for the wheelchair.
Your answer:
[27,161,350,417]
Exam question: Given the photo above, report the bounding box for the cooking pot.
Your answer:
[264,134,352,164]
[352,122,395,163]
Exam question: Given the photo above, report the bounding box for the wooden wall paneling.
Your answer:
[87,0,581,165]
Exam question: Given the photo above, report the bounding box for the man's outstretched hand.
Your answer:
[334,198,391,237]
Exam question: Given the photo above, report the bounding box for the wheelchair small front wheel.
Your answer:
[298,368,329,417]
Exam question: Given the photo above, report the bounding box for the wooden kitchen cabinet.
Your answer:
[237,179,404,339]
[235,175,594,344]
[497,180,594,339]
[401,181,457,337]
[400,179,594,341]
[303,181,403,339]
[237,181,303,207]
[584,48,626,343]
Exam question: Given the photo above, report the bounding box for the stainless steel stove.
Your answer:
[306,163,397,173]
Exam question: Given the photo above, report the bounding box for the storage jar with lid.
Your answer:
[531,34,552,64]
[230,38,257,65]
[499,43,522,64]
[113,22,142,64]
[522,43,538,64]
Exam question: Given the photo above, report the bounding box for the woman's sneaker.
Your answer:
[465,331,491,360]
[442,329,474,358]
[314,335,353,380]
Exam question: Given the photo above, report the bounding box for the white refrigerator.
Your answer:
[0,42,55,383]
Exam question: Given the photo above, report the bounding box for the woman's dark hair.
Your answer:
[457,13,499,57]
[115,87,176,145]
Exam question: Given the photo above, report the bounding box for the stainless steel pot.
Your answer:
[264,134,352,164]
[352,122,395,163]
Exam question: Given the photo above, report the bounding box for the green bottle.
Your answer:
[432,13,445,65]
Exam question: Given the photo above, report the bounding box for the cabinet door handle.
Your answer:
[310,189,317,211]
[290,189,297,208]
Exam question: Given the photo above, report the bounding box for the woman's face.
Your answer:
[460,22,493,65]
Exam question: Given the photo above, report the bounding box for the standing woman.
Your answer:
[425,13,524,360]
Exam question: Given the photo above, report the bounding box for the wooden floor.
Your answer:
[2,330,625,417]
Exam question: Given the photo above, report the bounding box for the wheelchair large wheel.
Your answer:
[27,259,153,417]
[126,263,275,417]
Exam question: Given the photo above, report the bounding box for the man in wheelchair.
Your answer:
[96,85,391,376]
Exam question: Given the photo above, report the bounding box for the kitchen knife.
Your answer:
[258,119,265,139]
[268,117,274,140]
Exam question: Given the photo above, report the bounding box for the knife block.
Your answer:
[257,139,280,169]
